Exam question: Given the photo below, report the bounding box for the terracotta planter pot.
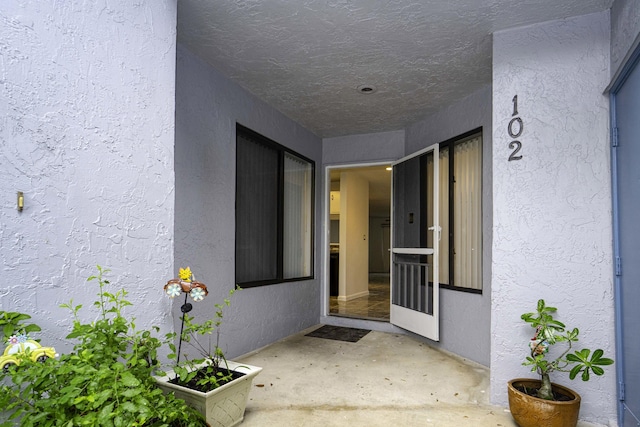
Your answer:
[155,361,262,427]
[507,378,581,427]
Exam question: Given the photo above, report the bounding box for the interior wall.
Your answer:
[369,217,390,273]
[330,220,340,243]
[0,1,178,350]
[491,12,616,424]
[338,171,370,300]
[175,45,322,359]
[405,85,493,367]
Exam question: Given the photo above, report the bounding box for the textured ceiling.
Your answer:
[178,0,613,138]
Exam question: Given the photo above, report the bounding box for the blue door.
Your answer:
[611,47,640,427]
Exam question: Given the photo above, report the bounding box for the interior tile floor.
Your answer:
[329,273,390,321]
[237,327,604,427]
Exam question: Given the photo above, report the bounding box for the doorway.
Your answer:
[328,164,392,321]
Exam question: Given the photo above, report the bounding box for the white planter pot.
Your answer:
[154,361,262,427]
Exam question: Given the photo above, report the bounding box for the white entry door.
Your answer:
[390,144,440,341]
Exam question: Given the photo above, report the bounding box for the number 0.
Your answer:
[508,117,523,138]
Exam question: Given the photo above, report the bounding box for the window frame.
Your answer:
[235,124,315,288]
[437,128,483,294]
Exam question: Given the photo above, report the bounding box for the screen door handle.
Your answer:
[428,225,442,241]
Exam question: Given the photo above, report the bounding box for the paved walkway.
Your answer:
[237,327,516,426]
[237,326,607,426]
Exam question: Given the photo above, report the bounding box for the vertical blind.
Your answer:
[429,134,482,290]
[236,135,279,284]
[283,153,312,279]
[235,125,314,286]
[453,135,482,290]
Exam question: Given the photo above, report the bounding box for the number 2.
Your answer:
[508,141,522,161]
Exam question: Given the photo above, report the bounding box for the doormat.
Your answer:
[305,325,371,343]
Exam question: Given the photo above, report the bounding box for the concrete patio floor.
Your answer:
[236,326,604,427]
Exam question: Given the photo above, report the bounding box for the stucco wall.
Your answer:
[611,0,640,75]
[491,12,616,425]
[323,130,405,165]
[404,85,493,367]
[175,45,322,359]
[0,1,178,350]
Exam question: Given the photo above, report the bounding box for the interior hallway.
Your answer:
[236,326,609,427]
[329,273,391,321]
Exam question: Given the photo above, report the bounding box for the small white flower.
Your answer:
[166,283,182,298]
[190,287,206,302]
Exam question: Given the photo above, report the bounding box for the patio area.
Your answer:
[236,326,604,426]
[236,325,507,426]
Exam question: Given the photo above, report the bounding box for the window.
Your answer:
[235,124,314,287]
[433,129,483,292]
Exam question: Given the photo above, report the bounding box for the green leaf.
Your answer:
[590,349,614,366]
[98,402,115,423]
[575,348,591,362]
[24,324,42,333]
[569,365,582,380]
[565,327,579,341]
[3,324,14,337]
[121,401,137,413]
[566,353,581,363]
[111,362,125,371]
[547,319,565,329]
[597,357,614,366]
[120,388,142,398]
[120,371,140,387]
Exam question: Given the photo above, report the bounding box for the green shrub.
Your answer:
[0,266,206,427]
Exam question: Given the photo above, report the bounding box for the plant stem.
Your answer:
[97,267,107,320]
[537,373,554,400]
[175,293,188,381]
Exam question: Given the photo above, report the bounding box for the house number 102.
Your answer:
[508,95,523,161]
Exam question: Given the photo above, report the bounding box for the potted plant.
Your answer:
[153,267,262,427]
[0,265,206,426]
[507,299,614,427]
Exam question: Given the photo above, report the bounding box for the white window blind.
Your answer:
[453,135,482,290]
[430,133,482,291]
[283,153,312,279]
